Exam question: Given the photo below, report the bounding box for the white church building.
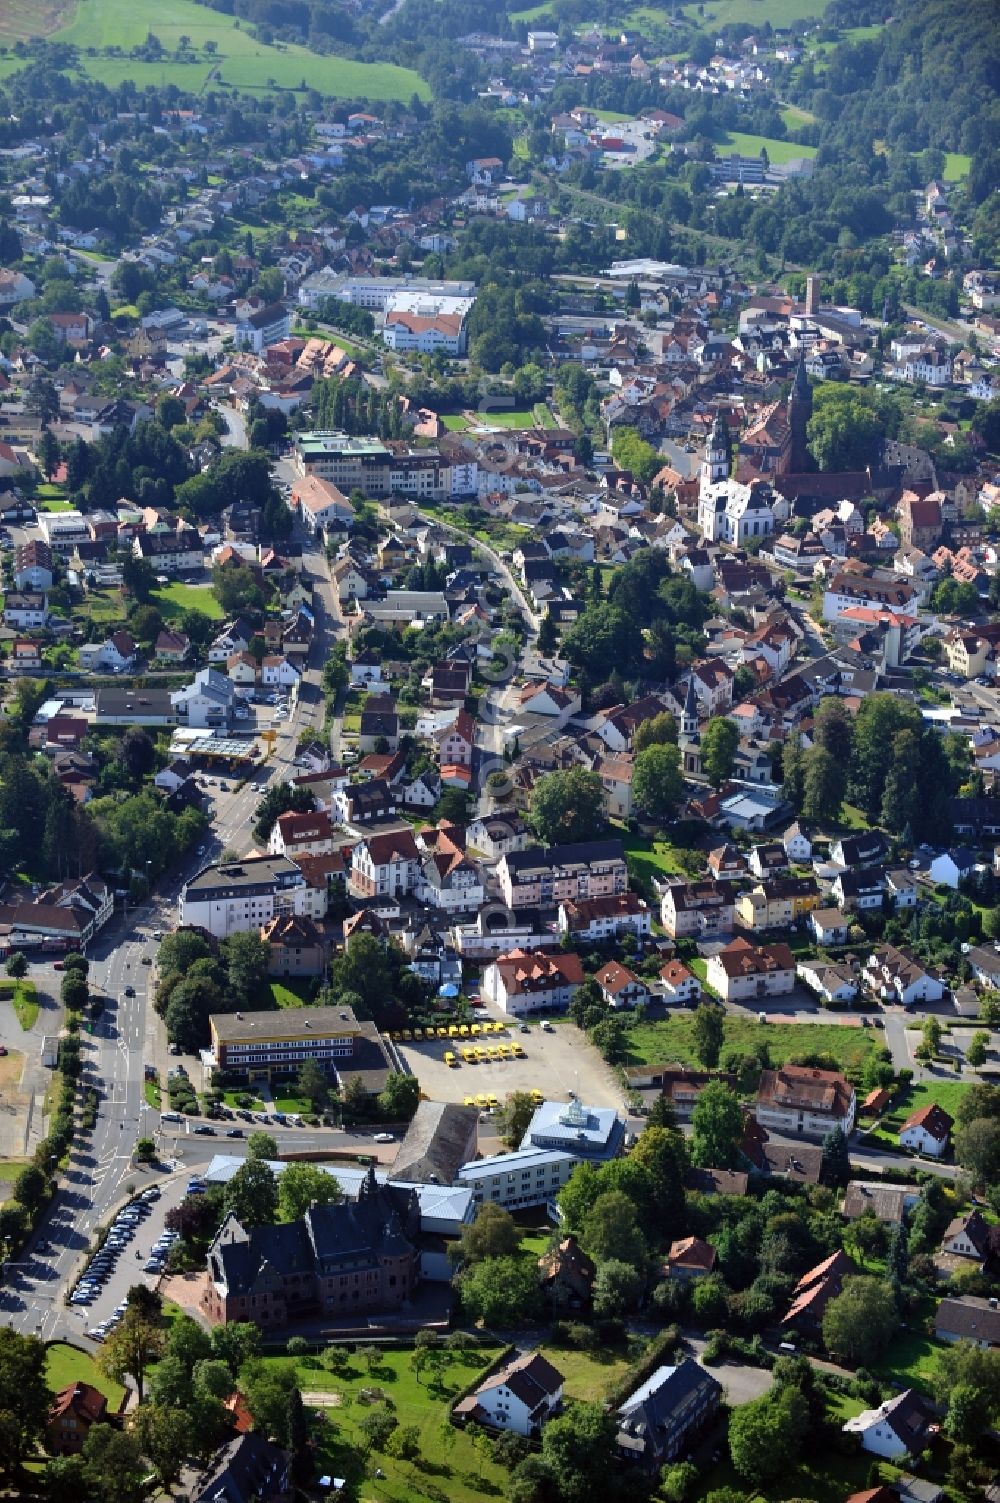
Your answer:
[696,412,786,546]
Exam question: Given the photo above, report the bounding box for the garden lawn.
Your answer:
[45,1341,125,1409]
[713,128,817,163]
[266,979,314,1010]
[263,1346,505,1503]
[153,581,224,622]
[441,414,471,431]
[623,1015,877,1076]
[864,1077,972,1150]
[52,0,430,100]
[621,830,693,891]
[76,589,126,625]
[35,484,74,513]
[874,1321,949,1396]
[537,1341,637,1401]
[0,981,39,1031]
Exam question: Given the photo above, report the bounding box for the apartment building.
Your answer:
[481,948,584,1016]
[293,431,476,500]
[660,880,736,940]
[755,1063,857,1139]
[497,839,627,911]
[705,936,795,1002]
[179,855,317,937]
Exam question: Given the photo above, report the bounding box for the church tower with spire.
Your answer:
[788,354,812,472]
[701,409,731,497]
[678,675,702,777]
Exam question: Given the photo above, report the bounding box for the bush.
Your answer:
[286,1336,310,1356]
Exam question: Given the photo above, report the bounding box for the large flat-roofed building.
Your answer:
[179,854,319,937]
[208,1002,391,1086]
[298,271,476,312]
[292,431,476,499]
[457,1146,578,1211]
[522,1095,626,1161]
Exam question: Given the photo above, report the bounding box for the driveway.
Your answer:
[682,1334,774,1406]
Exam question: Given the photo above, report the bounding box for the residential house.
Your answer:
[934,1296,1000,1348]
[558,892,651,944]
[796,959,859,1004]
[929,848,978,889]
[706,843,748,882]
[782,822,812,862]
[171,668,238,730]
[187,1436,288,1503]
[349,829,421,900]
[940,1209,994,1267]
[755,1064,857,1139]
[660,880,735,940]
[615,1360,722,1467]
[455,1352,564,1437]
[481,948,585,1017]
[862,945,945,1007]
[665,1237,716,1280]
[843,1390,935,1460]
[782,1249,857,1336]
[268,810,336,860]
[735,876,821,933]
[537,1236,596,1309]
[335,778,395,825]
[748,842,789,880]
[808,908,851,946]
[467,813,529,861]
[358,694,400,754]
[594,961,649,1010]
[4,591,48,630]
[705,937,795,1003]
[831,832,890,867]
[899,1102,953,1159]
[154,629,191,664]
[831,867,886,913]
[658,960,702,1006]
[260,913,327,977]
[46,1384,109,1455]
[842,1181,920,1225]
[436,708,475,768]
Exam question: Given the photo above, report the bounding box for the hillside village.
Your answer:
[0,3,996,1502]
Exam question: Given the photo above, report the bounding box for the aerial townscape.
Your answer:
[0,0,998,1499]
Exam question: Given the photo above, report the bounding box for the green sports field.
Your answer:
[17,0,430,101]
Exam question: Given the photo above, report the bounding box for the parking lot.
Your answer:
[61,1169,193,1345]
[396,1016,626,1113]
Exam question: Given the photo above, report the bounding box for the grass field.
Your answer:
[508,2,554,18]
[701,0,831,27]
[538,1340,637,1401]
[943,152,972,181]
[260,1347,506,1503]
[621,830,692,893]
[152,580,224,622]
[0,0,73,42]
[441,414,471,431]
[715,128,817,163]
[874,1316,949,1395]
[143,1078,161,1110]
[45,1341,125,1409]
[780,103,816,129]
[0,981,40,1032]
[624,1015,877,1076]
[45,0,430,101]
[475,409,540,429]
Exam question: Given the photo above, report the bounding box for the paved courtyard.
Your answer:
[396,1018,626,1113]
